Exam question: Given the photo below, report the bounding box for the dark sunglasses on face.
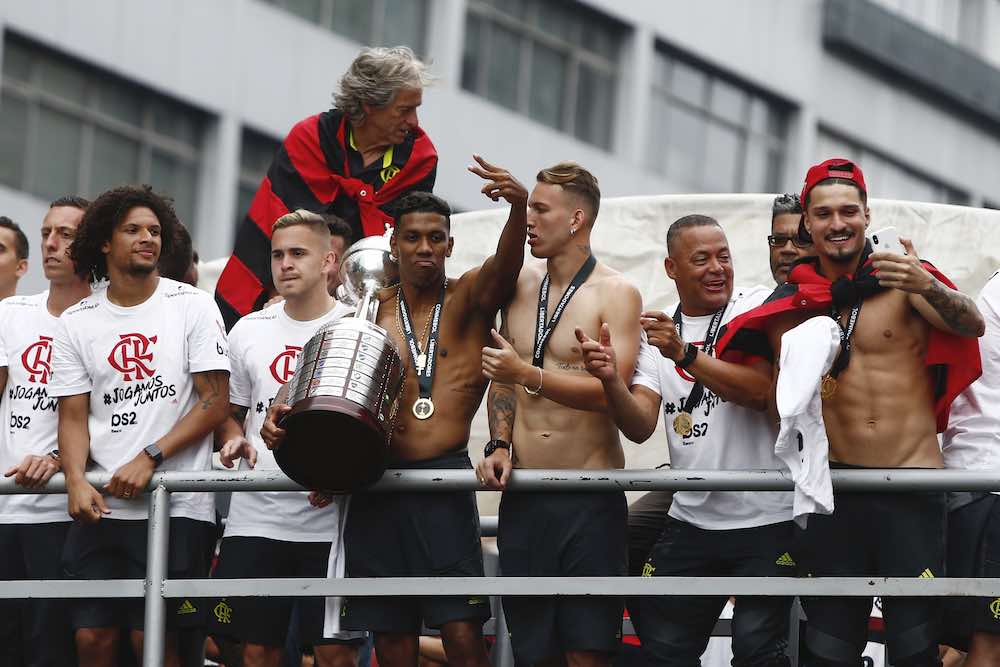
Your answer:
[767,234,812,249]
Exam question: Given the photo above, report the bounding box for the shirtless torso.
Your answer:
[767,288,940,468]
[502,259,641,470]
[375,277,497,462]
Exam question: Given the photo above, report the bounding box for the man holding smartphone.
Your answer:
[717,158,984,667]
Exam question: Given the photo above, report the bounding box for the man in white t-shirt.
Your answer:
[209,209,363,666]
[50,185,230,667]
[579,214,794,666]
[0,195,92,666]
[941,270,1000,666]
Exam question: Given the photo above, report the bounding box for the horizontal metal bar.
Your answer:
[4,468,1000,494]
[0,579,145,599]
[8,575,1000,599]
[163,576,1000,598]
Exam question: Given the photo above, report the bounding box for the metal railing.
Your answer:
[4,468,1000,666]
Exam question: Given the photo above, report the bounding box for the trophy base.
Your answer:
[275,396,390,493]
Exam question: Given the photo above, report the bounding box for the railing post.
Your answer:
[142,484,170,667]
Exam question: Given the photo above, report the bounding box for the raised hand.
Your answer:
[468,155,528,207]
[575,324,619,383]
[482,329,530,385]
[641,311,684,361]
[871,238,933,294]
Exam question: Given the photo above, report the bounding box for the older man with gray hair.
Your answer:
[216,45,438,329]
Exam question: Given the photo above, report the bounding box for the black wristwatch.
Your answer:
[674,343,698,369]
[483,439,511,458]
[143,443,164,466]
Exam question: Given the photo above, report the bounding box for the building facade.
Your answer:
[1,0,999,293]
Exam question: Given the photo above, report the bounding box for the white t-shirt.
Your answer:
[630,286,792,530]
[49,278,230,522]
[942,271,1000,484]
[0,292,73,523]
[224,300,353,542]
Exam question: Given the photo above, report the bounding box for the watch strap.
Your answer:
[144,443,164,466]
[483,439,511,458]
[674,343,698,369]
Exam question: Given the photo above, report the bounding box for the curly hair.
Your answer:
[70,185,178,282]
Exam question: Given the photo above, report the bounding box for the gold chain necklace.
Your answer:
[395,279,447,373]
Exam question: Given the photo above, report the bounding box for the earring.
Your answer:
[570,228,576,236]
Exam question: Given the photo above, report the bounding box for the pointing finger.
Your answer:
[472,154,501,172]
[490,328,509,348]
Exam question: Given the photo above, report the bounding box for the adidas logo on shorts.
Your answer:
[918,568,934,579]
[775,552,796,567]
[176,599,197,615]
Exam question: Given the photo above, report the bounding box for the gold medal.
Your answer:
[412,397,435,420]
[820,374,837,400]
[673,412,694,437]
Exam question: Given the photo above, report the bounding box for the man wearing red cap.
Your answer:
[716,158,984,667]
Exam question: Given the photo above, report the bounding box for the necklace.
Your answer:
[395,280,445,373]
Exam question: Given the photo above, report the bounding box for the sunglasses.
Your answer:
[767,234,812,249]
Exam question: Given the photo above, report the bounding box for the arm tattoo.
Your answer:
[488,382,516,442]
[195,370,227,411]
[230,405,248,422]
[923,279,985,337]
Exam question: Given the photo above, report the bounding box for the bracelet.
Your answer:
[523,366,543,395]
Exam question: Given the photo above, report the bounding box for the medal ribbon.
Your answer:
[531,254,597,367]
[673,304,726,418]
[398,282,447,401]
[828,298,863,379]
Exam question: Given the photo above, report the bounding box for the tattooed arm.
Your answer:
[477,380,516,490]
[912,279,986,338]
[105,370,230,500]
[871,239,984,337]
[155,369,231,459]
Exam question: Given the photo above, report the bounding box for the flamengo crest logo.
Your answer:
[108,333,157,381]
[269,345,302,384]
[21,335,53,384]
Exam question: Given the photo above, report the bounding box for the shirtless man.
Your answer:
[476,162,642,667]
[717,158,984,667]
[263,156,528,667]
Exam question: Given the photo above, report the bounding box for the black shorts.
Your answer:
[0,522,75,666]
[342,450,490,634]
[637,516,793,666]
[210,536,364,647]
[62,517,214,632]
[942,493,1000,650]
[795,473,945,665]
[498,490,627,665]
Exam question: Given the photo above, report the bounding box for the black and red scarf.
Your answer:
[214,109,437,329]
[716,244,981,432]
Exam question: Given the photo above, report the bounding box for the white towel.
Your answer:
[775,316,841,529]
[322,496,366,640]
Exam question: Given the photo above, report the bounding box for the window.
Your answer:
[461,0,625,149]
[235,128,282,227]
[261,0,428,53]
[648,47,789,193]
[0,35,207,226]
[816,129,968,205]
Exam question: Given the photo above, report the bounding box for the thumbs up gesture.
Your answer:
[482,328,530,384]
[575,324,619,383]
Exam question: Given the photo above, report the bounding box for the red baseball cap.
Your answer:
[800,158,867,204]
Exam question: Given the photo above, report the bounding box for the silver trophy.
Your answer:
[274,233,404,492]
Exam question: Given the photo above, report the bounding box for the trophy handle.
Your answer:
[357,284,381,322]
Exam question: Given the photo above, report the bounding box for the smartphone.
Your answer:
[870,226,906,255]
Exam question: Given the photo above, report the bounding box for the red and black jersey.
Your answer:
[215,109,437,329]
[716,255,981,433]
